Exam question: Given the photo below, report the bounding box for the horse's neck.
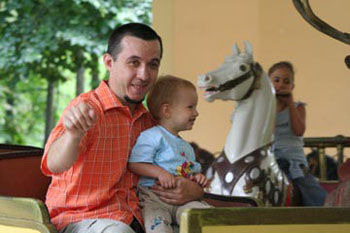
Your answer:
[225,74,276,164]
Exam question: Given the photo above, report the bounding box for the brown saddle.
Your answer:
[210,144,288,206]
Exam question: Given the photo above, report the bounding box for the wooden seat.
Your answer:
[0,144,56,232]
[180,207,350,233]
[0,144,51,202]
[0,196,57,233]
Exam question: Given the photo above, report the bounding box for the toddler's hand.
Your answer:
[191,173,208,188]
[157,169,176,189]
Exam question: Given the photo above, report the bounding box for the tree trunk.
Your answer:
[76,65,85,96]
[76,49,85,96]
[91,54,100,89]
[44,80,55,145]
[3,78,22,144]
[4,93,15,144]
[91,69,99,89]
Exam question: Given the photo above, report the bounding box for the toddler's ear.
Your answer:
[160,103,171,119]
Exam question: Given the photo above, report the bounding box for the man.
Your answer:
[41,23,203,233]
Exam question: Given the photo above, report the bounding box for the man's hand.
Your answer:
[62,102,97,138]
[151,176,204,205]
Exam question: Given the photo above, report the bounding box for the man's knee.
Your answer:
[61,219,136,233]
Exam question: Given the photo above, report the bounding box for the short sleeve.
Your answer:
[128,127,161,164]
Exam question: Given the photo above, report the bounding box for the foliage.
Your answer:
[0,0,152,146]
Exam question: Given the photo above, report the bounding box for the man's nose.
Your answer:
[137,65,150,80]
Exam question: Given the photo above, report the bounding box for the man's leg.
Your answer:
[60,219,136,233]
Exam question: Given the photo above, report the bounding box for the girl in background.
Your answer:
[268,61,326,206]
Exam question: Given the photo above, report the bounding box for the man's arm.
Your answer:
[151,176,204,205]
[46,102,96,173]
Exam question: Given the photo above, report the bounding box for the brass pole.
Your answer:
[318,147,327,181]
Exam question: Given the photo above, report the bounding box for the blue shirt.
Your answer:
[274,102,305,149]
[273,102,308,179]
[129,125,202,187]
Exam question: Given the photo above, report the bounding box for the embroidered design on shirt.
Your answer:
[176,161,194,178]
[150,215,171,230]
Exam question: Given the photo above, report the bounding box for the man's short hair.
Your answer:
[107,22,163,60]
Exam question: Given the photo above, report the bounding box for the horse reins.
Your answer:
[206,62,263,100]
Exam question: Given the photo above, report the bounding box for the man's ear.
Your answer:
[103,53,114,71]
[160,103,171,119]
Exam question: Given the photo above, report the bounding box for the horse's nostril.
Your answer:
[204,75,211,82]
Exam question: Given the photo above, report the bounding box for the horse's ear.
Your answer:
[232,43,241,56]
[244,41,253,56]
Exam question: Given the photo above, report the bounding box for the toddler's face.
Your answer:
[269,67,294,95]
[169,87,199,134]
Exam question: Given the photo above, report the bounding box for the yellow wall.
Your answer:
[153,0,350,153]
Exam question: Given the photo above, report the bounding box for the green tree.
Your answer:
[0,0,152,146]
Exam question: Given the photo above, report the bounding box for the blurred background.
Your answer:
[1,1,349,167]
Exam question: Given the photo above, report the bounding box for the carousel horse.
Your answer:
[198,41,292,206]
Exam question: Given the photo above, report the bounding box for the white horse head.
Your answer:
[198,41,291,206]
[198,41,260,102]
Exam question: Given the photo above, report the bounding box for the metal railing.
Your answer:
[304,135,350,181]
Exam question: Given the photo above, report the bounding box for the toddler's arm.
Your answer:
[128,163,176,189]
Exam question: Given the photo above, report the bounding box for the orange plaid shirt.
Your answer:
[41,80,154,230]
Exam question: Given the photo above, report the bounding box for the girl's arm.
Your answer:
[128,163,176,189]
[288,96,306,136]
[278,93,306,136]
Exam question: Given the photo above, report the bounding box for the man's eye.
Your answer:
[149,62,160,69]
[130,60,139,66]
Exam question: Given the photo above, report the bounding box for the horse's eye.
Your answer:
[239,65,247,72]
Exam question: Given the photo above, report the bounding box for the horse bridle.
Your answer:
[206,62,263,100]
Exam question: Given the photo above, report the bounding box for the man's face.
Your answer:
[104,36,161,106]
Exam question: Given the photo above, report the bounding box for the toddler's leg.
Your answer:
[175,201,211,225]
[138,187,173,233]
[143,209,173,233]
